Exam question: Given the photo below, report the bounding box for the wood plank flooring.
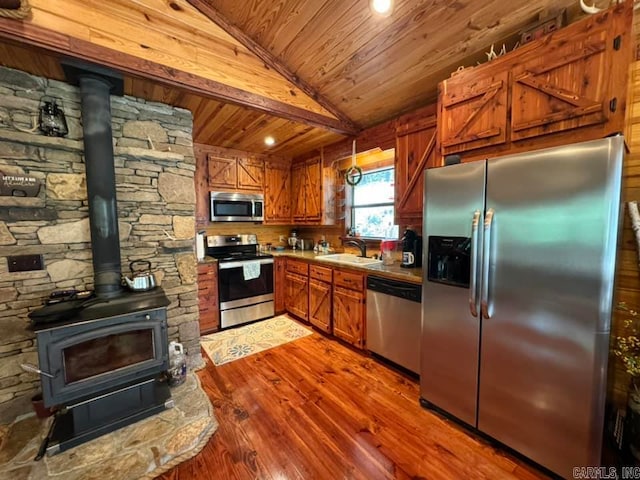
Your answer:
[156,331,548,480]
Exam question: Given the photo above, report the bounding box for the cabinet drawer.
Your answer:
[333,269,364,291]
[286,259,309,276]
[310,265,332,283]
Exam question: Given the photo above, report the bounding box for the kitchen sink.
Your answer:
[315,253,383,267]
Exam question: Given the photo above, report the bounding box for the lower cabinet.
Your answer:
[284,259,309,321]
[282,259,366,349]
[309,265,332,333]
[274,257,286,314]
[332,269,366,349]
[197,263,219,334]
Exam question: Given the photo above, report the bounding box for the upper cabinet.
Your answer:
[208,154,264,191]
[264,160,292,224]
[440,70,508,156]
[292,157,333,224]
[395,105,438,225]
[438,2,633,161]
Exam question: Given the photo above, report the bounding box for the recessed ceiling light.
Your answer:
[370,0,393,16]
[264,136,275,146]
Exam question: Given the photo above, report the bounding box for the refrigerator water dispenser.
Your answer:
[426,236,471,288]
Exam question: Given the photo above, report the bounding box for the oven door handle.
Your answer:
[218,258,274,270]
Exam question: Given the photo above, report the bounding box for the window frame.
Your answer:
[348,166,398,240]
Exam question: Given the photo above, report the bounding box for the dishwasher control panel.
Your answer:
[366,276,421,302]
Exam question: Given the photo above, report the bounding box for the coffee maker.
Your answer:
[401,227,422,268]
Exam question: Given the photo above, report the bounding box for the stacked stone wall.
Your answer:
[0,66,200,422]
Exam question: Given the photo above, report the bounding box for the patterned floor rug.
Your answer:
[201,315,313,366]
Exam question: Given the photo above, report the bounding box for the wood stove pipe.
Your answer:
[63,61,125,298]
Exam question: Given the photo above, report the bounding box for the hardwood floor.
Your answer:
[156,331,548,480]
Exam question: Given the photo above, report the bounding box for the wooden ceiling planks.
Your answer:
[27,0,337,119]
[210,0,580,126]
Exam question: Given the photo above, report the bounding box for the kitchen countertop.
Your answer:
[270,250,423,285]
[198,250,423,285]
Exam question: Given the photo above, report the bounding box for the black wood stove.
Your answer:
[27,61,174,457]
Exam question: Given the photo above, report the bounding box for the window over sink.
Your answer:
[351,167,398,239]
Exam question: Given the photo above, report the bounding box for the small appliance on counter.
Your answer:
[401,228,422,268]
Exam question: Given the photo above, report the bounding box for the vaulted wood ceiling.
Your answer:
[0,0,591,157]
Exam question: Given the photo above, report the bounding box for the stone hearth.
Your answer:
[0,373,217,480]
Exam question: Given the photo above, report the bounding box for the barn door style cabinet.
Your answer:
[308,265,332,333]
[264,160,292,224]
[292,158,322,222]
[197,263,219,334]
[439,2,633,161]
[208,154,264,191]
[395,105,438,226]
[332,268,366,349]
[284,259,309,322]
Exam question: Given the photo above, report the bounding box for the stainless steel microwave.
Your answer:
[210,192,264,222]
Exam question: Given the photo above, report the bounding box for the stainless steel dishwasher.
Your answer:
[366,275,422,374]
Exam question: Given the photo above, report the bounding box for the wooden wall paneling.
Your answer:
[194,144,211,228]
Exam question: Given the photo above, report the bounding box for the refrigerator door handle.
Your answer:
[481,208,494,319]
[469,210,481,317]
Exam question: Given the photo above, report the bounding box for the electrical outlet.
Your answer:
[279,235,285,242]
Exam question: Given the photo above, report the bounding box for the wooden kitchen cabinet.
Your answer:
[197,263,219,334]
[207,154,264,191]
[274,257,286,314]
[332,268,366,349]
[285,259,309,321]
[438,2,632,161]
[292,157,322,223]
[264,160,291,224]
[439,69,509,156]
[395,106,438,225]
[309,265,332,333]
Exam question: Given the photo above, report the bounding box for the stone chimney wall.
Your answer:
[0,66,200,422]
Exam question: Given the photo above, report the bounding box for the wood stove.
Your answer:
[26,61,177,456]
[31,290,172,455]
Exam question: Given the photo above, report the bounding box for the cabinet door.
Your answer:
[333,285,365,349]
[510,27,609,141]
[309,278,332,333]
[395,116,437,223]
[285,271,308,321]
[207,155,237,189]
[274,257,286,314]
[440,70,509,156]
[237,157,264,191]
[305,158,322,221]
[264,161,291,224]
[291,163,306,220]
[197,264,219,334]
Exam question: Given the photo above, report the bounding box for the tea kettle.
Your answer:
[123,260,157,291]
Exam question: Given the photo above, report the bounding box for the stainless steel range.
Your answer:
[206,234,274,329]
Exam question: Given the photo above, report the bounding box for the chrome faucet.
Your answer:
[343,239,367,258]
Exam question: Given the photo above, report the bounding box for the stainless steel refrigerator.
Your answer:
[420,136,625,478]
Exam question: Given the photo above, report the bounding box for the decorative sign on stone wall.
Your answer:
[0,170,41,197]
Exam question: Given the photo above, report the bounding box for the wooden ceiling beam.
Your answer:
[0,17,358,136]
[186,0,360,133]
